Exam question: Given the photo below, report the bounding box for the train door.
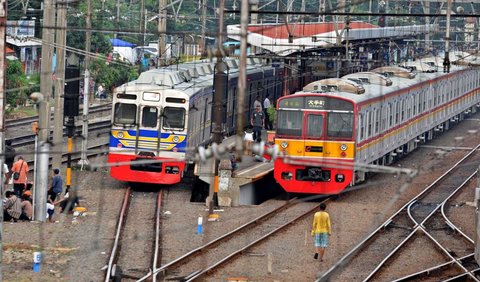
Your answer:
[303,112,325,157]
[140,104,161,155]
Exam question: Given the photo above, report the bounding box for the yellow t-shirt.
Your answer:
[311,211,331,235]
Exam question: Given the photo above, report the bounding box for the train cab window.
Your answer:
[114,103,136,125]
[162,107,185,129]
[306,114,324,138]
[327,112,353,139]
[142,106,158,128]
[276,110,303,136]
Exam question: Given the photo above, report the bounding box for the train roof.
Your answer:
[115,57,282,98]
[291,56,472,105]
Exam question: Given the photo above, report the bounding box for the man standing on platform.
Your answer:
[250,104,265,142]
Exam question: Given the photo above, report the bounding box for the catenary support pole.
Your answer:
[52,2,67,169]
[31,93,49,222]
[78,69,90,168]
[0,1,7,279]
[235,0,249,161]
[39,0,54,143]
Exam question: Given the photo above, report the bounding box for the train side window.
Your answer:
[388,103,393,127]
[163,107,186,129]
[359,113,364,140]
[114,103,136,125]
[367,111,372,137]
[142,106,158,128]
[395,102,400,124]
[374,108,380,134]
[306,114,323,138]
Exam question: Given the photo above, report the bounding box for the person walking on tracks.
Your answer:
[311,203,331,261]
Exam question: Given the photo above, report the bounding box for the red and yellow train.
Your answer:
[274,59,480,194]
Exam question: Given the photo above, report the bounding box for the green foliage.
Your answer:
[267,106,276,124]
[89,59,138,93]
[6,60,30,108]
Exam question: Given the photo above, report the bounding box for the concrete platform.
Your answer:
[194,132,274,206]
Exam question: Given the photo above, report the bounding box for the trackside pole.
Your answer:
[475,165,480,264]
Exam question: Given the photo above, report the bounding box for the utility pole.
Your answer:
[250,0,258,54]
[31,93,48,222]
[475,165,480,265]
[201,0,207,56]
[78,0,91,168]
[39,0,54,143]
[52,2,67,170]
[0,0,7,278]
[35,0,55,222]
[85,0,92,101]
[235,0,249,161]
[158,0,167,66]
[443,0,452,73]
[209,0,227,216]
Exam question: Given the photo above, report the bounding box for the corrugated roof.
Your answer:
[247,22,376,39]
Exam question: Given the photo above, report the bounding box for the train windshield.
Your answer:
[276,110,303,136]
[114,103,137,125]
[327,112,354,138]
[163,107,186,129]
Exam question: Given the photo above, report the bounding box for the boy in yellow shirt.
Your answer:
[311,203,331,261]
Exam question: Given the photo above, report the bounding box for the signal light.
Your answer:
[378,16,385,27]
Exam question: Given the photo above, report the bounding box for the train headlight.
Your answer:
[340,144,348,151]
[172,136,180,143]
[335,174,345,182]
[117,132,124,138]
[281,141,288,149]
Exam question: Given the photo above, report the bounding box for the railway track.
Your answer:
[5,103,111,128]
[8,119,111,147]
[137,197,323,282]
[105,187,163,282]
[320,144,480,282]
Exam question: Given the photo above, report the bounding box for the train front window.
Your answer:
[163,107,185,129]
[114,103,137,125]
[306,114,323,138]
[327,112,353,138]
[276,110,303,136]
[142,106,158,128]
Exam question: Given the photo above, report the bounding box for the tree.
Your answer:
[6,60,30,108]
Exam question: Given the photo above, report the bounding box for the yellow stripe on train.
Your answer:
[112,130,186,143]
[275,139,355,159]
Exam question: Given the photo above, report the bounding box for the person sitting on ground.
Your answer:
[20,191,33,221]
[3,190,22,222]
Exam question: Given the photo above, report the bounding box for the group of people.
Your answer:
[244,95,274,154]
[3,142,80,222]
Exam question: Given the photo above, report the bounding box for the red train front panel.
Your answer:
[274,139,355,194]
[273,94,356,194]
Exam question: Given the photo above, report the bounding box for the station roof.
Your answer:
[227,22,439,56]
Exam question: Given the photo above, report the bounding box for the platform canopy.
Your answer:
[227,22,439,56]
[110,38,136,48]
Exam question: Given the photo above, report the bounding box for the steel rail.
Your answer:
[9,119,111,147]
[392,254,478,281]
[364,159,478,281]
[184,204,322,281]
[5,103,111,127]
[318,144,480,282]
[105,187,132,282]
[152,190,163,282]
[364,156,478,281]
[137,197,302,281]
